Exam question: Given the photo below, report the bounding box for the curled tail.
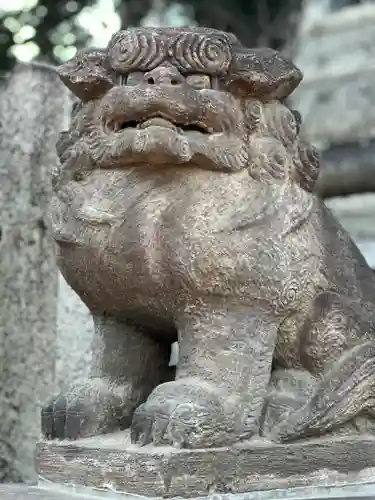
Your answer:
[272,342,375,442]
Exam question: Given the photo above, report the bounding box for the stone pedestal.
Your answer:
[37,432,375,498]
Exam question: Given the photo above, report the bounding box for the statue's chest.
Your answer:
[71,167,259,246]
[57,169,312,314]
[74,174,252,282]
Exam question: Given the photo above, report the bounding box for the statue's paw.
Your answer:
[42,377,134,440]
[130,378,234,448]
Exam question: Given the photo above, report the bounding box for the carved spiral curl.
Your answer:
[170,33,232,74]
[107,30,166,72]
[281,278,300,306]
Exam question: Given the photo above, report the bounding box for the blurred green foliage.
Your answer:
[0,0,302,72]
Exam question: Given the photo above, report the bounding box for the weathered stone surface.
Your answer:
[37,433,375,498]
[39,27,375,495]
[0,63,70,483]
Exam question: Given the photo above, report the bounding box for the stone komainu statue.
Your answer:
[42,27,375,449]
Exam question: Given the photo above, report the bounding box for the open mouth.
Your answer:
[107,116,212,135]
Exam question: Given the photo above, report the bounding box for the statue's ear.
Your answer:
[57,49,114,102]
[226,48,302,101]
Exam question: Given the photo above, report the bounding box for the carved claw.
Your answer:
[42,378,134,440]
[131,379,235,448]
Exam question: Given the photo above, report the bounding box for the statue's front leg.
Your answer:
[42,315,172,440]
[131,304,278,448]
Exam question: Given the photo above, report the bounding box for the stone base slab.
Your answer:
[37,431,375,498]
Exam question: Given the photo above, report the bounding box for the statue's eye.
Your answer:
[186,74,211,89]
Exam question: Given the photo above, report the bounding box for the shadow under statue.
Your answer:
[39,27,375,498]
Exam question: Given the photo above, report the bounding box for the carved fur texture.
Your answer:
[43,27,375,449]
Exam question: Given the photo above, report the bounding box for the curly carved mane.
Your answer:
[242,98,320,236]
[246,99,319,192]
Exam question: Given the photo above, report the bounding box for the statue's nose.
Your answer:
[144,65,185,86]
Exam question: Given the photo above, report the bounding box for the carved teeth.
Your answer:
[110,118,212,135]
[138,118,177,131]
